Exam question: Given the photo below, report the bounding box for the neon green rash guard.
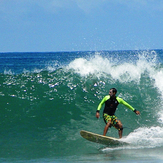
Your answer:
[96,95,135,115]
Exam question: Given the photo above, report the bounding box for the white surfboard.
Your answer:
[80,130,129,146]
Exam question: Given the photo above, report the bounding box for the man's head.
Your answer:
[109,88,117,97]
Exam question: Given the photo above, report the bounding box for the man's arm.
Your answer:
[96,95,110,118]
[117,97,140,115]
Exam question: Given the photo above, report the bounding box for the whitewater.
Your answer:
[0,49,163,162]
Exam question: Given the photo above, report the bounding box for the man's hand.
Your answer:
[135,110,140,115]
[96,112,100,118]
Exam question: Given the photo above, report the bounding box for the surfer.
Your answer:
[96,88,140,138]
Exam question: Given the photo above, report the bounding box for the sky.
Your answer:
[0,0,163,52]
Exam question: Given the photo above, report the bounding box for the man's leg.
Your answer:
[116,120,123,138]
[103,120,111,136]
[118,128,123,138]
[114,120,123,138]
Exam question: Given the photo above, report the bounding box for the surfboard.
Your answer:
[80,130,129,146]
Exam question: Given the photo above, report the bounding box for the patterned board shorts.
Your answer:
[103,113,119,128]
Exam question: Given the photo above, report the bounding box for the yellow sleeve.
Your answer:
[96,95,110,112]
[116,97,135,111]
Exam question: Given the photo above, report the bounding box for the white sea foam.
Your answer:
[67,52,158,83]
[67,55,113,77]
[4,69,14,75]
[124,126,163,148]
[101,126,163,151]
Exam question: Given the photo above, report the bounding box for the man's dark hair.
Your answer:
[110,88,117,94]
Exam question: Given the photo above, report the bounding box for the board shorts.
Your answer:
[103,113,119,128]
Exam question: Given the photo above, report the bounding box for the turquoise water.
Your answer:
[0,50,163,162]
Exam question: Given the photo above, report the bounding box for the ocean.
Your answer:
[0,50,163,162]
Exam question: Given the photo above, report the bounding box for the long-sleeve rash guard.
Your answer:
[96,95,135,115]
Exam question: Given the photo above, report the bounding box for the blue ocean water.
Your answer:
[0,49,163,162]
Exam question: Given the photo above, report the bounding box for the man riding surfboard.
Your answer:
[96,88,140,138]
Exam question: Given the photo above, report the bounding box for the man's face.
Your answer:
[109,89,115,97]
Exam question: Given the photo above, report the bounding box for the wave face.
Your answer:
[1,50,163,161]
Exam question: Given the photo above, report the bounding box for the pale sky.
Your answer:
[0,0,163,52]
